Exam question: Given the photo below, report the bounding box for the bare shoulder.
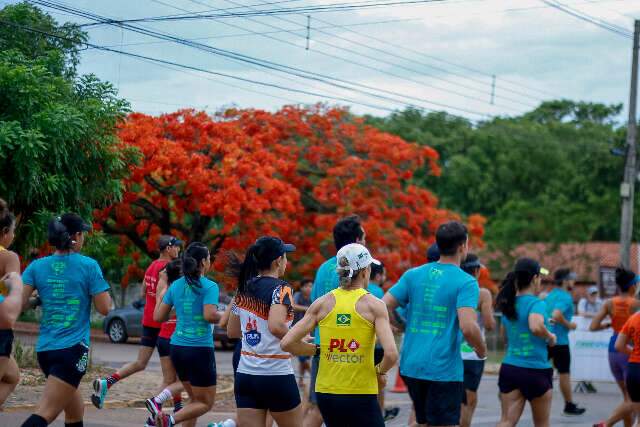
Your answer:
[311,292,336,317]
[0,249,20,274]
[479,288,492,302]
[362,293,387,314]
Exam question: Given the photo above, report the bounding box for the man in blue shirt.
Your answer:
[307,215,366,427]
[383,221,486,427]
[545,268,585,416]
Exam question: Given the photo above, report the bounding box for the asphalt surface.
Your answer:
[1,336,624,426]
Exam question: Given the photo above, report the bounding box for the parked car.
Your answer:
[103,299,237,349]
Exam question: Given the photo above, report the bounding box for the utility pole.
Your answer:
[620,19,640,269]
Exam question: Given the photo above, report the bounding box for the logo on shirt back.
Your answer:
[336,314,351,326]
[244,318,261,346]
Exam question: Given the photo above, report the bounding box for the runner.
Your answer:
[92,235,182,409]
[545,268,586,416]
[614,311,640,427]
[426,243,440,263]
[20,214,112,427]
[0,199,21,408]
[153,242,219,427]
[459,253,495,427]
[383,221,486,427]
[144,259,185,426]
[578,286,603,318]
[496,258,556,427]
[306,215,366,427]
[591,267,640,427]
[367,261,399,422]
[292,279,312,387]
[226,236,301,427]
[281,243,398,427]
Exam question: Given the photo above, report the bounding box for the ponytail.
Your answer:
[47,217,73,250]
[496,270,536,320]
[0,199,15,236]
[182,242,209,292]
[228,244,261,293]
[496,272,517,320]
[165,258,183,285]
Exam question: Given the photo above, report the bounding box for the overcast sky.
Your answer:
[8,0,640,120]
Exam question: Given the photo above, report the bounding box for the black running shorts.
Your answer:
[170,344,217,387]
[498,363,553,401]
[0,329,14,357]
[402,375,463,426]
[627,362,640,402]
[463,360,485,393]
[548,344,571,374]
[140,326,161,348]
[235,372,301,412]
[315,393,384,427]
[156,337,171,358]
[37,343,90,388]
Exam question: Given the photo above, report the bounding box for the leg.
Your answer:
[62,389,85,424]
[497,390,526,427]
[558,373,573,403]
[530,389,552,427]
[270,405,303,427]
[265,412,274,427]
[33,376,81,423]
[237,408,267,427]
[304,356,323,427]
[460,390,477,427]
[172,383,216,425]
[113,345,154,380]
[0,356,19,407]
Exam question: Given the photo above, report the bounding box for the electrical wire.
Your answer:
[541,0,633,38]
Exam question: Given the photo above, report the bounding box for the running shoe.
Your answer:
[155,413,175,427]
[144,417,156,427]
[592,422,606,427]
[563,402,586,416]
[91,378,108,409]
[145,398,162,418]
[384,407,400,421]
[207,420,236,427]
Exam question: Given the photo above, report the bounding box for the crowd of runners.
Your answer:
[1,199,640,426]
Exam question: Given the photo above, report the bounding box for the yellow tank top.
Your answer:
[316,287,377,395]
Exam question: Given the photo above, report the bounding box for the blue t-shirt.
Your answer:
[368,283,384,299]
[502,295,551,369]
[0,294,4,304]
[22,253,110,352]
[545,288,574,345]
[163,276,219,347]
[389,262,478,382]
[311,256,339,344]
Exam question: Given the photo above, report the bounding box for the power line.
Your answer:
[207,0,538,109]
[75,0,456,26]
[29,0,493,116]
[541,0,633,38]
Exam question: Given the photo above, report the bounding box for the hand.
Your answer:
[547,333,557,347]
[475,344,487,360]
[569,322,577,330]
[377,372,387,390]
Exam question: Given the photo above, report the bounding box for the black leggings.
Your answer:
[316,393,383,427]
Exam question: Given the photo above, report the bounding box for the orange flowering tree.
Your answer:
[95,105,484,286]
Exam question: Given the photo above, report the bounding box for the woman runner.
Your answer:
[0,199,22,408]
[281,243,398,427]
[20,214,112,427]
[226,236,301,427]
[145,259,185,426]
[591,267,640,427]
[496,258,556,427]
[153,242,219,427]
[614,311,640,426]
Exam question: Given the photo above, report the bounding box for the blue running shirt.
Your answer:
[22,254,110,352]
[368,283,384,299]
[311,257,339,344]
[502,295,551,369]
[545,288,574,345]
[163,276,219,347]
[389,262,478,382]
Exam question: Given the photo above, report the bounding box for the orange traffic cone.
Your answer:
[390,369,407,393]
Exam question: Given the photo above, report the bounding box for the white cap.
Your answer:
[336,243,381,278]
[588,286,598,294]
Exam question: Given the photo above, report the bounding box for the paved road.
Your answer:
[4,336,622,426]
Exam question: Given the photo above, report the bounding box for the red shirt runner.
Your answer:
[622,312,640,363]
[142,259,169,328]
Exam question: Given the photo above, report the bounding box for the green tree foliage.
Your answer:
[0,3,137,253]
[367,101,630,252]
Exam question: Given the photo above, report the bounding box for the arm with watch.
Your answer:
[372,298,399,387]
[589,300,612,332]
[281,299,325,356]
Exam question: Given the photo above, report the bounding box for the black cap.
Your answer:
[255,236,295,264]
[427,243,440,263]
[59,213,91,234]
[158,235,184,251]
[554,268,577,282]
[514,258,548,276]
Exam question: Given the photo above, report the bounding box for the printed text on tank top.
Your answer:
[316,288,378,395]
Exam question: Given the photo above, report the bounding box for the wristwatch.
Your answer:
[314,344,320,357]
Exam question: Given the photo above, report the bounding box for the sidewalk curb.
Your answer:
[4,383,235,413]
